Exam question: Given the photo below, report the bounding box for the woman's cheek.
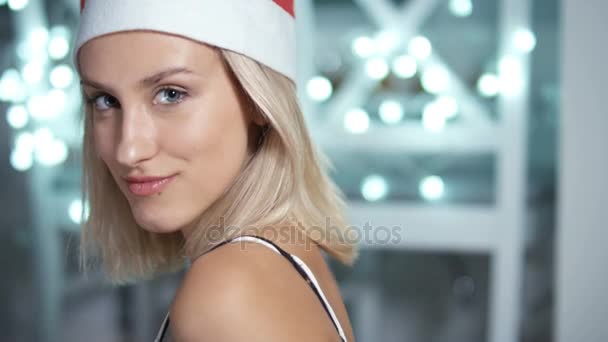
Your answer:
[93,125,114,163]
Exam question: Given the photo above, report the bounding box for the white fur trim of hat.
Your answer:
[74,0,296,81]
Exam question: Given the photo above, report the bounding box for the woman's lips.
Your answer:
[126,174,177,197]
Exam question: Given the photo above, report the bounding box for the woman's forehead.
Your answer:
[78,31,220,81]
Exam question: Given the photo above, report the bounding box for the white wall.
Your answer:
[557,1,608,341]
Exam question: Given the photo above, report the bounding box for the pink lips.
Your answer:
[125,174,177,196]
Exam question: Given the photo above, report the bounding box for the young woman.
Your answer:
[75,1,358,341]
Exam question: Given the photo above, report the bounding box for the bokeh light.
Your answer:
[6,105,29,129]
[449,0,473,17]
[421,65,450,94]
[352,36,376,58]
[378,99,404,124]
[361,174,389,202]
[392,54,417,79]
[8,0,29,12]
[365,57,389,80]
[477,73,500,97]
[307,76,333,102]
[408,36,432,60]
[419,175,445,201]
[344,108,370,134]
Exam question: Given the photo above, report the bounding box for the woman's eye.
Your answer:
[92,94,119,110]
[154,88,186,105]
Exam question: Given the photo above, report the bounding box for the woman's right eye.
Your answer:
[90,94,119,111]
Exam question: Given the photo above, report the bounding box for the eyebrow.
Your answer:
[80,67,196,90]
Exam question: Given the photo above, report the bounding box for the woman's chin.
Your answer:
[131,210,181,234]
[139,224,172,234]
[127,201,201,236]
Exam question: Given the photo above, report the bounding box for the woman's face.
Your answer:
[78,31,261,237]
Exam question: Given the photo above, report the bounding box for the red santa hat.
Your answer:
[74,0,296,81]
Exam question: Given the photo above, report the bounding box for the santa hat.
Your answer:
[74,0,296,81]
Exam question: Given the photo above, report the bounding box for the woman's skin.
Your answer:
[78,31,354,341]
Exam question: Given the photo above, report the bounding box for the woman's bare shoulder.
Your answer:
[169,238,337,342]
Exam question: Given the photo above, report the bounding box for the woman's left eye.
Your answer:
[154,88,187,104]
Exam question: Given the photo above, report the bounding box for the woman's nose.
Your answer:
[115,105,158,167]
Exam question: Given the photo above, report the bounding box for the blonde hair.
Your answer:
[80,48,358,284]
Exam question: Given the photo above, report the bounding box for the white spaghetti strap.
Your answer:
[229,236,348,342]
[154,311,170,342]
[289,253,348,341]
[231,235,283,254]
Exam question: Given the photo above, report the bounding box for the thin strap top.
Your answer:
[154,235,348,342]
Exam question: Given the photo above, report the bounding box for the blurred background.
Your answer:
[0,0,606,341]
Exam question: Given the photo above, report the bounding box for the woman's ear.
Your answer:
[242,92,267,127]
[220,52,267,127]
[228,67,268,127]
[251,108,267,127]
